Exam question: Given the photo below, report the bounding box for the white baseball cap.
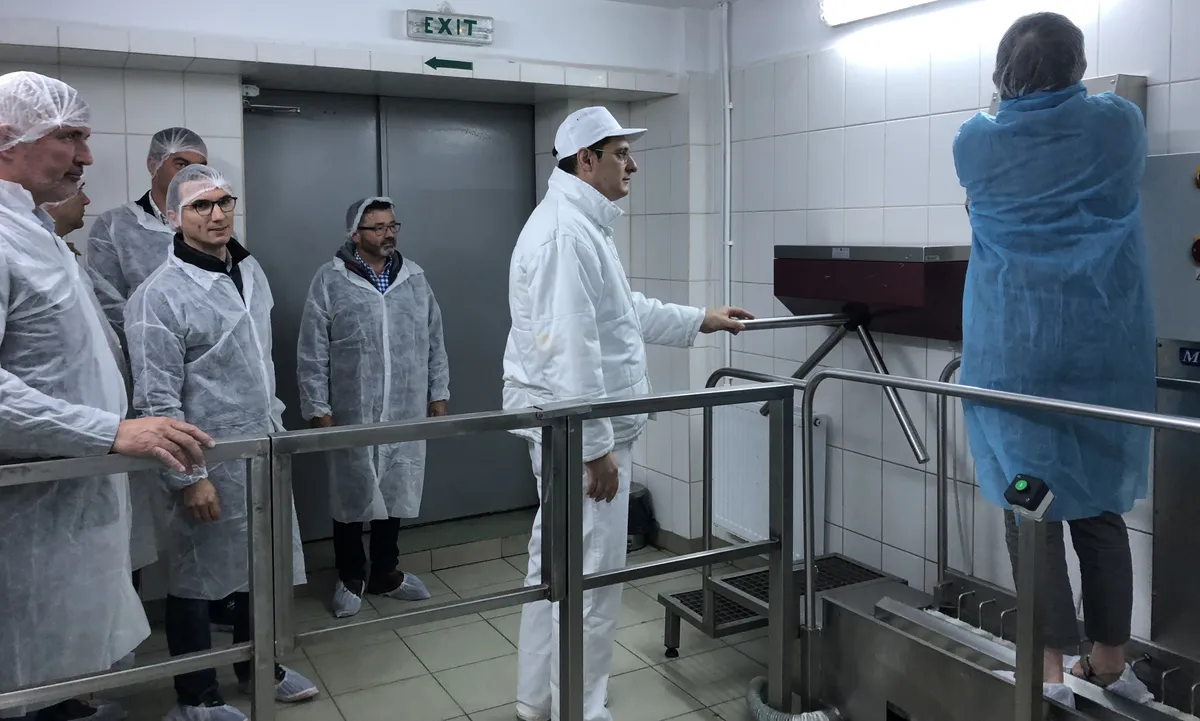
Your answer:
[553,106,646,159]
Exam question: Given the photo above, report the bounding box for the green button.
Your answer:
[1015,480,1028,492]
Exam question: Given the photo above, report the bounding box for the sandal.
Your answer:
[1071,655,1125,688]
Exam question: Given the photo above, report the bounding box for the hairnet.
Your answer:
[993,12,1086,101]
[346,196,394,237]
[147,127,207,177]
[165,164,231,225]
[0,72,90,153]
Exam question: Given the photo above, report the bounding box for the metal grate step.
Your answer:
[671,589,760,624]
[723,554,887,602]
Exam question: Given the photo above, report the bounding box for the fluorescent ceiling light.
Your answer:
[819,0,941,26]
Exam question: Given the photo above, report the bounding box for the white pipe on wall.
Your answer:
[719,0,733,370]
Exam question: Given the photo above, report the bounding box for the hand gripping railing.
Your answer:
[801,366,1200,720]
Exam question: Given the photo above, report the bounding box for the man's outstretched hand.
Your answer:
[113,417,215,473]
[700,306,755,334]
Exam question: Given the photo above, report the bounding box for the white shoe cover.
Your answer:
[1063,656,1154,704]
[996,670,1077,709]
[378,572,431,601]
[332,580,363,619]
[162,704,247,721]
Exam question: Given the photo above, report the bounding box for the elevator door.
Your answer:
[380,97,537,525]
[244,90,382,541]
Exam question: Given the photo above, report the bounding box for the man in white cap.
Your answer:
[503,106,753,721]
[0,71,213,721]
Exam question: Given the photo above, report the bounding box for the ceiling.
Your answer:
[604,0,730,9]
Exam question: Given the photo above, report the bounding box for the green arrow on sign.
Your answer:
[425,57,473,71]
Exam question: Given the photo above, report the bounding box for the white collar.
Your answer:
[546,168,624,230]
[0,179,60,236]
[146,192,168,225]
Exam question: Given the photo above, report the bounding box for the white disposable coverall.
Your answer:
[126,248,306,600]
[296,248,450,523]
[86,197,173,333]
[0,180,150,716]
[503,169,705,721]
[86,199,175,572]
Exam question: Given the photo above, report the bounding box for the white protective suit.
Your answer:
[296,243,450,523]
[503,168,704,721]
[126,242,306,600]
[85,194,174,573]
[85,195,174,332]
[86,127,208,334]
[0,180,150,715]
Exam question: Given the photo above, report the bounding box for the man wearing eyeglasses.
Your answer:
[297,197,448,618]
[504,107,753,721]
[126,165,318,721]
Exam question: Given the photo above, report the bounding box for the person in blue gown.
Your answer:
[955,11,1155,707]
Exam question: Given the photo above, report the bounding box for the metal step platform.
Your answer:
[656,554,891,655]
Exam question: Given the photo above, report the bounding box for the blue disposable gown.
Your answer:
[954,83,1155,522]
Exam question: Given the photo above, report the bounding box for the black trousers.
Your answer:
[332,517,402,585]
[1003,510,1134,652]
[165,593,283,706]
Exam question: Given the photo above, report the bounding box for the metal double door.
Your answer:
[244,90,536,541]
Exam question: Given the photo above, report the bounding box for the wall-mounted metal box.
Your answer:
[986,73,1148,118]
[772,245,969,341]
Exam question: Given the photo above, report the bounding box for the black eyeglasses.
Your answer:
[357,222,401,235]
[187,195,237,216]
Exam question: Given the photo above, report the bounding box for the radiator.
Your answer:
[712,404,828,562]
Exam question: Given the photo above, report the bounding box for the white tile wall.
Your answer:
[715,0,1199,635]
[10,63,245,255]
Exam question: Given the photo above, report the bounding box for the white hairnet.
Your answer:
[148,127,207,177]
[993,11,1086,101]
[0,72,90,153]
[165,164,231,225]
[346,196,394,237]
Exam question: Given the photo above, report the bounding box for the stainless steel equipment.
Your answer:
[1143,152,1200,661]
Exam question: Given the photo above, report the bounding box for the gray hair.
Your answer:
[993,12,1086,101]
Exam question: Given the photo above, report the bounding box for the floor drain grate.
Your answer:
[724,556,886,602]
[671,589,760,623]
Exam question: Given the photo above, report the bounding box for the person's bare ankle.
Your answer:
[1089,643,1126,674]
[1044,649,1066,684]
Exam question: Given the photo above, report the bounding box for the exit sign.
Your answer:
[406,10,494,46]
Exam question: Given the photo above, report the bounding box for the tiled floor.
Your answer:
[106,543,771,721]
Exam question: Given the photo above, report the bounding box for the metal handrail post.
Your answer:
[1014,511,1048,721]
[272,452,295,657]
[701,403,716,633]
[935,356,961,600]
[767,396,797,712]
[540,425,558,606]
[799,374,821,709]
[559,416,585,721]
[247,453,276,721]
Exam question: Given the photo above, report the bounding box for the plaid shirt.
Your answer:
[355,250,393,293]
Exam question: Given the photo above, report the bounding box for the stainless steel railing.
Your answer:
[0,381,800,721]
[801,366,1200,718]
